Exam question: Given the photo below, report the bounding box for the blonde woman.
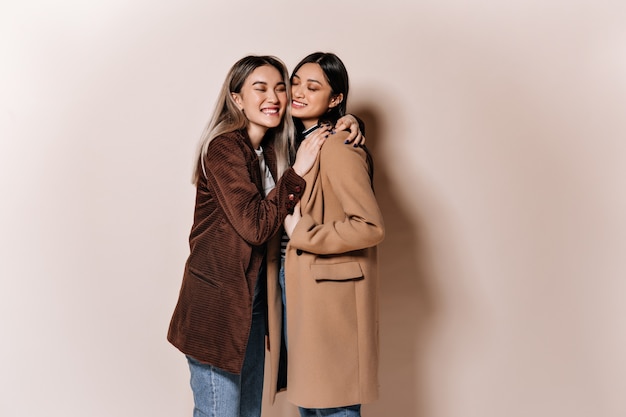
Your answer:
[167,55,324,417]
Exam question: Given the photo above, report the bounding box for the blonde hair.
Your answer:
[193,55,295,185]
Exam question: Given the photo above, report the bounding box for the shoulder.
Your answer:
[205,131,254,166]
[209,131,252,155]
[319,133,370,181]
[321,130,366,158]
[211,130,247,148]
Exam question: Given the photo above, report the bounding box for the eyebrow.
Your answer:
[292,74,322,86]
[251,81,286,86]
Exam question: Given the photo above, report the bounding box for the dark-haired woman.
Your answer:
[272,52,385,417]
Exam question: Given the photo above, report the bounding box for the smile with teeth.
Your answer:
[292,100,306,108]
[262,108,280,115]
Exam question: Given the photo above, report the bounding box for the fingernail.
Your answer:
[344,139,350,144]
[353,143,359,147]
[325,134,329,138]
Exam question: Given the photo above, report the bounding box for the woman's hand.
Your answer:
[284,202,301,237]
[335,114,365,147]
[292,125,329,177]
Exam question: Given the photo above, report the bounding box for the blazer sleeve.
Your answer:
[289,135,384,254]
[204,135,305,246]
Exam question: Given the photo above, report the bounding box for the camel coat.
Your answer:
[282,132,385,408]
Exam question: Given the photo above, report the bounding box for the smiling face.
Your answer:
[231,64,287,144]
[291,63,343,130]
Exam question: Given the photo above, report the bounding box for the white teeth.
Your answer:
[262,109,278,114]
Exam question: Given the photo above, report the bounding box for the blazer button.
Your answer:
[294,185,302,193]
[296,249,303,256]
[288,193,295,201]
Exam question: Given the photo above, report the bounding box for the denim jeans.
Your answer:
[299,405,361,417]
[187,272,266,417]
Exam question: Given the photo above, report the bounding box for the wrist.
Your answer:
[292,164,304,177]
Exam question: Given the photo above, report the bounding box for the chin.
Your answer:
[292,111,308,120]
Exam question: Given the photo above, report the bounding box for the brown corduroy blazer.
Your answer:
[167,130,305,374]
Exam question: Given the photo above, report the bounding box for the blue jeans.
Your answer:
[187,273,266,417]
[299,405,361,417]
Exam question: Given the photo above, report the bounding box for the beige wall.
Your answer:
[2,1,625,416]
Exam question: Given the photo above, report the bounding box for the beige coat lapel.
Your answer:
[300,152,322,215]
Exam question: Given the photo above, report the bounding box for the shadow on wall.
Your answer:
[352,104,438,417]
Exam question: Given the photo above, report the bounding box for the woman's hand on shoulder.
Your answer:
[335,114,365,147]
[292,125,329,177]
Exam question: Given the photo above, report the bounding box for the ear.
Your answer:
[231,92,244,110]
[328,93,344,109]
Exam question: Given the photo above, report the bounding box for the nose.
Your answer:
[267,90,279,103]
[292,84,304,98]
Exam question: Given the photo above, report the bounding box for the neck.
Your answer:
[302,124,320,137]
[247,126,266,149]
[301,119,319,130]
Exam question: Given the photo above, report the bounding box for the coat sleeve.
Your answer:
[289,136,384,254]
[204,135,305,246]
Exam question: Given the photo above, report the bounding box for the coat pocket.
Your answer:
[310,261,364,282]
[188,266,222,290]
